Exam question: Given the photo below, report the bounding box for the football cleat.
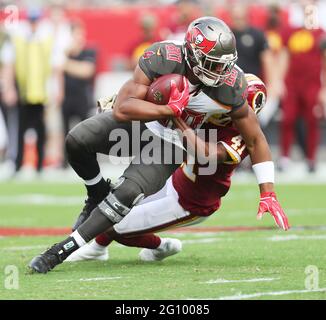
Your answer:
[139,238,182,262]
[28,244,65,274]
[66,241,109,262]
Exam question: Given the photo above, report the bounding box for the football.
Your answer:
[146,73,185,105]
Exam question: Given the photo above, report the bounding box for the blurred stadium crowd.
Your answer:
[0,0,325,180]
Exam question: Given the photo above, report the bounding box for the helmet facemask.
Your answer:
[184,34,238,87]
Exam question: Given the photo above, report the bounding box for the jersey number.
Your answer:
[165,44,182,63]
[159,110,205,130]
[181,109,206,129]
[231,135,246,155]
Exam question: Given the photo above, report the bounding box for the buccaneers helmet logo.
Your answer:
[186,27,216,54]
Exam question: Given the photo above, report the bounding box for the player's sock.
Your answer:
[71,230,87,247]
[115,234,161,249]
[72,177,112,231]
[84,175,108,200]
[157,237,167,249]
[95,232,113,246]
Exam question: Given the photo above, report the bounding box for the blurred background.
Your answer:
[0,0,325,183]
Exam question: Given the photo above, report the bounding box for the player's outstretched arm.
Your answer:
[173,117,229,163]
[113,65,188,122]
[231,103,290,231]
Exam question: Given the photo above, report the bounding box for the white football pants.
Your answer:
[113,177,207,236]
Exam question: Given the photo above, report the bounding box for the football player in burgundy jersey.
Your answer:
[29,17,286,274]
[66,74,289,263]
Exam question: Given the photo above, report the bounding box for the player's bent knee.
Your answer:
[113,178,144,208]
[65,133,85,158]
[98,178,144,224]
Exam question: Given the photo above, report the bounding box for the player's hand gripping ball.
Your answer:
[146,74,189,117]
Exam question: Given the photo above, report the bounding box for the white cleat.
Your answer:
[66,241,109,262]
[139,238,182,262]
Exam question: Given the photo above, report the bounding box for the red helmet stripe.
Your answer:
[186,27,216,54]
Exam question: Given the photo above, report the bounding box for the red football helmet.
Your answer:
[245,73,267,115]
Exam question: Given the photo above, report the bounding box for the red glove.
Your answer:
[167,77,189,117]
[257,192,290,231]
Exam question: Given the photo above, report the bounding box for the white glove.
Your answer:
[97,94,117,114]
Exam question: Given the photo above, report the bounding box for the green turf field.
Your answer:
[0,181,325,300]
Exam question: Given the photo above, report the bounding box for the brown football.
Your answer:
[145,74,185,105]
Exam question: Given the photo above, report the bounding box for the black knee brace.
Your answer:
[98,177,144,224]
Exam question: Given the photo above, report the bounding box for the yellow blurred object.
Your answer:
[288,29,315,54]
[266,30,282,52]
[13,35,53,104]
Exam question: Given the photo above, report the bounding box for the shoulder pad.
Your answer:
[203,65,248,110]
[138,41,186,80]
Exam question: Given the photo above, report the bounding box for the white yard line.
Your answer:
[285,208,326,216]
[1,244,47,251]
[218,288,326,300]
[182,238,227,244]
[203,277,279,284]
[167,232,219,237]
[187,288,326,300]
[57,277,122,282]
[0,195,84,206]
[268,234,326,242]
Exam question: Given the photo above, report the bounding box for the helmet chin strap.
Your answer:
[194,66,223,87]
[184,42,230,87]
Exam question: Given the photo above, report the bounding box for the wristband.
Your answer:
[252,161,275,184]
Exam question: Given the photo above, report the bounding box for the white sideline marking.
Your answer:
[203,277,279,284]
[286,208,326,216]
[182,238,226,244]
[57,276,122,282]
[168,232,218,237]
[218,288,326,300]
[2,244,47,251]
[268,234,326,242]
[187,288,326,300]
[0,195,84,206]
